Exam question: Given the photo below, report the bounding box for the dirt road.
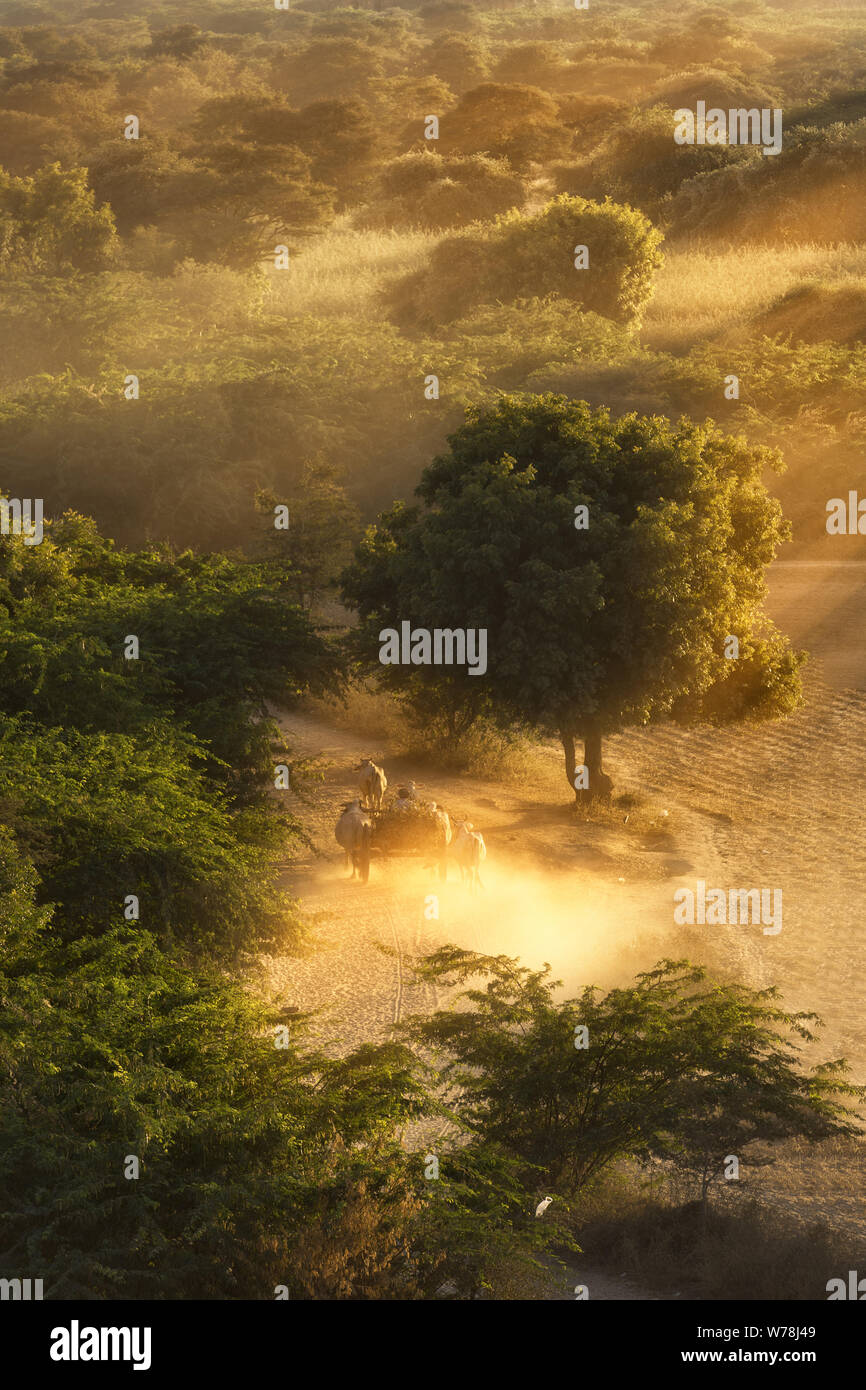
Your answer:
[258,567,866,1289]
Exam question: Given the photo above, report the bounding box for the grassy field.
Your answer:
[264,220,437,319]
[643,244,866,351]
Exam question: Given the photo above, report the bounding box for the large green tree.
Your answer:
[0,509,340,953]
[342,394,804,799]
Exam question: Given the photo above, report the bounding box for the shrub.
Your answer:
[436,82,573,170]
[357,150,527,230]
[645,66,778,115]
[384,195,664,329]
[554,105,744,219]
[0,163,117,273]
[669,121,866,244]
[420,34,490,94]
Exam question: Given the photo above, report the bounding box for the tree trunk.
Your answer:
[559,726,578,799]
[583,720,613,800]
[561,722,614,801]
[700,1174,711,1235]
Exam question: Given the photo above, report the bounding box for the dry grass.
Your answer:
[262,218,438,319]
[747,1135,866,1245]
[263,217,866,361]
[304,685,411,756]
[574,1164,866,1300]
[306,683,539,781]
[643,243,866,351]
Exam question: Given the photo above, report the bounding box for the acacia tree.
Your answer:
[400,949,862,1202]
[342,394,804,799]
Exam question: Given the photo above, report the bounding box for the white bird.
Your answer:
[535,1197,553,1218]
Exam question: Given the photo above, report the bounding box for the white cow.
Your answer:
[357,759,387,812]
[427,801,452,883]
[453,821,486,891]
[429,802,452,849]
[335,800,372,882]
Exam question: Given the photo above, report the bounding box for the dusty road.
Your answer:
[257,564,866,1292]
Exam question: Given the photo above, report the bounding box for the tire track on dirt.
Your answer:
[384,900,405,1025]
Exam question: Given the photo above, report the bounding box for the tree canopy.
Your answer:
[343,394,804,796]
[402,949,862,1200]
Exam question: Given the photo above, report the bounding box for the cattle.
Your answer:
[428,801,452,882]
[429,802,452,848]
[357,758,387,812]
[335,800,372,882]
[453,821,486,891]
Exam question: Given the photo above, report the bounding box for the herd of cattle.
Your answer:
[335,758,487,888]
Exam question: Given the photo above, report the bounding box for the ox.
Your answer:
[453,821,486,891]
[426,801,452,882]
[357,758,387,812]
[335,800,372,882]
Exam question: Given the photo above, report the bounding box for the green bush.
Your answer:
[385,194,665,329]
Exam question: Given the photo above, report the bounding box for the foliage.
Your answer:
[0,510,341,952]
[401,949,862,1200]
[385,194,665,330]
[342,393,803,794]
[254,458,361,610]
[554,105,744,220]
[0,833,433,1298]
[357,150,527,231]
[0,163,117,273]
[436,82,573,169]
[669,121,866,245]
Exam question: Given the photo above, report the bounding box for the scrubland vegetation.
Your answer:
[2,0,866,1300]
[0,0,864,551]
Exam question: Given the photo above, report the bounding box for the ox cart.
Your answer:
[366,797,451,881]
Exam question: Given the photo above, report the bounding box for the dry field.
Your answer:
[643,243,866,351]
[260,225,866,356]
[263,219,436,319]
